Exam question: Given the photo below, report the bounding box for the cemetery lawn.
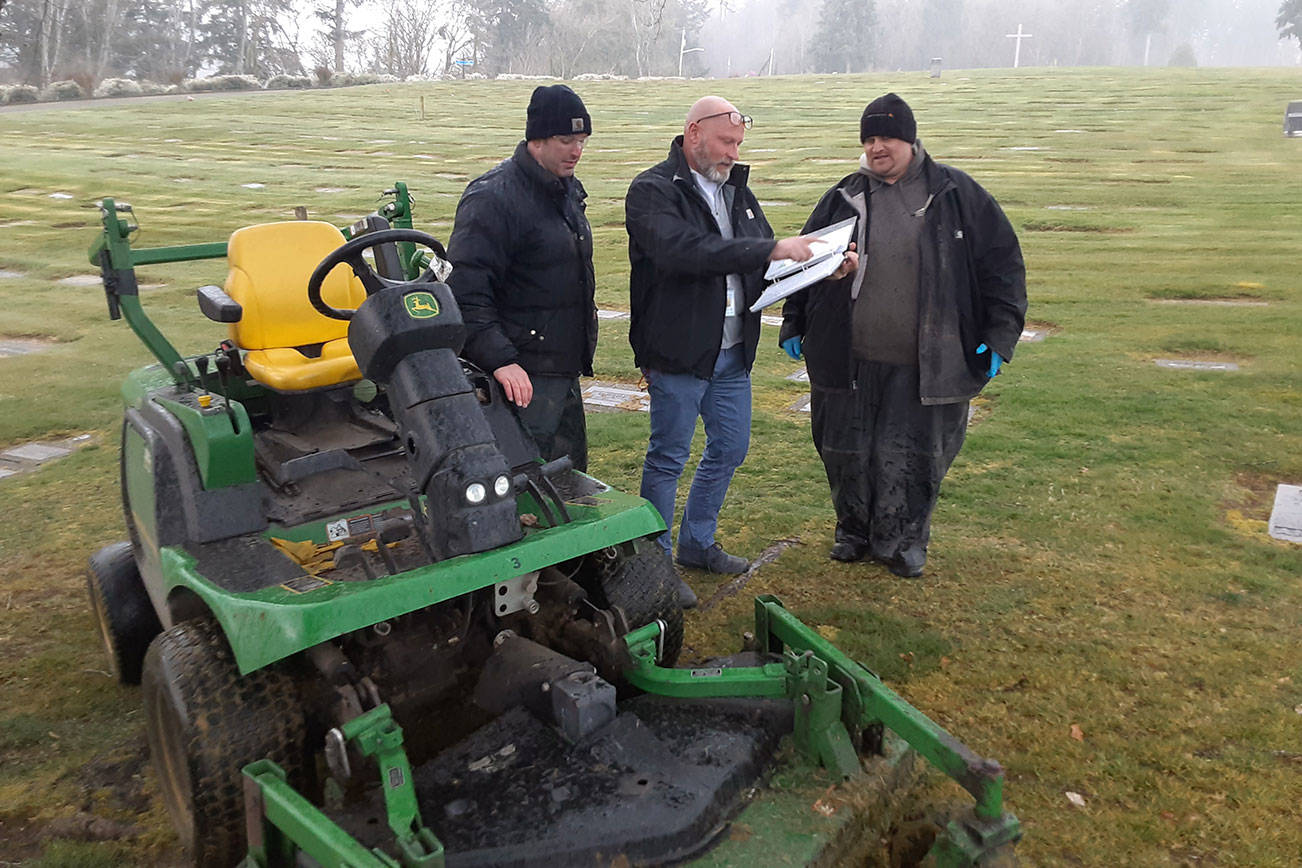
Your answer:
[0,68,1299,866]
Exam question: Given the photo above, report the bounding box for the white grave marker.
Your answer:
[596,309,629,321]
[1154,359,1239,372]
[582,382,650,413]
[0,339,50,358]
[1268,484,1302,543]
[786,368,809,383]
[3,443,71,462]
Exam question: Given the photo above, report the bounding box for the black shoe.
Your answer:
[676,542,748,575]
[881,547,925,578]
[829,541,868,562]
[673,573,698,609]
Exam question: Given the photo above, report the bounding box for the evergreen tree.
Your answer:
[807,0,874,74]
[1279,0,1302,47]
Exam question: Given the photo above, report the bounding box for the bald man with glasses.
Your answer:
[625,96,816,607]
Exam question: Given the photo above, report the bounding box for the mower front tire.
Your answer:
[87,542,161,684]
[141,618,306,868]
[589,541,683,667]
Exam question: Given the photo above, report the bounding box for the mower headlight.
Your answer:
[465,482,487,504]
[494,474,511,498]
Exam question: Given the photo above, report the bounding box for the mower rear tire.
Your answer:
[87,541,161,684]
[141,618,306,868]
[589,542,683,667]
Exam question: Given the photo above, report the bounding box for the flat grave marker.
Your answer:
[3,442,72,463]
[582,381,649,413]
[0,434,93,480]
[59,275,102,287]
[1268,484,1302,543]
[1154,359,1239,372]
[0,339,52,358]
[1152,299,1268,307]
[596,309,629,321]
[0,270,24,279]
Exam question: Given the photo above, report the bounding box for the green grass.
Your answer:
[1,68,1300,865]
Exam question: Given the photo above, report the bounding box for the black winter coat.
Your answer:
[626,137,776,379]
[780,154,1026,404]
[447,141,597,378]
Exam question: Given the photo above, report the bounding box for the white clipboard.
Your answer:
[750,217,856,312]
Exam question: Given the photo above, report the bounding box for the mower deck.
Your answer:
[335,693,792,866]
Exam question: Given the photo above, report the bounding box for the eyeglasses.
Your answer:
[695,110,752,130]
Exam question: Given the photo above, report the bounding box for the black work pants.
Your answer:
[809,361,968,559]
[518,374,588,472]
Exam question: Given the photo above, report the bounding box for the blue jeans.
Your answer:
[640,345,751,556]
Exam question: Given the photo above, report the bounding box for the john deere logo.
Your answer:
[404,292,439,319]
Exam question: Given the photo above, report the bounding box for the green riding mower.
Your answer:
[86,184,1020,867]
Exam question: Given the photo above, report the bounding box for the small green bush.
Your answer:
[6,84,39,104]
[93,78,142,98]
[138,80,167,95]
[265,74,313,90]
[184,74,260,93]
[42,80,85,101]
[327,72,398,88]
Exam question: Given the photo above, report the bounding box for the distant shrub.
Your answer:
[138,80,167,95]
[42,79,85,100]
[265,74,313,90]
[497,73,557,81]
[94,78,142,98]
[6,85,39,104]
[0,86,9,104]
[1168,44,1197,67]
[327,72,397,87]
[185,74,259,92]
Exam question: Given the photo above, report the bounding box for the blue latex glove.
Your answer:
[975,343,1004,378]
[781,336,803,361]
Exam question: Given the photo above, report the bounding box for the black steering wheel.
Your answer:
[307,228,449,321]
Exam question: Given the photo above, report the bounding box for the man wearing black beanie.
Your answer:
[448,85,596,470]
[779,93,1027,578]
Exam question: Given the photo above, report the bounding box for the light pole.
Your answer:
[679,29,704,78]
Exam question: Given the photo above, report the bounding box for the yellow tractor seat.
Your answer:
[224,221,367,392]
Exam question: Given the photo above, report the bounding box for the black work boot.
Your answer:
[829,540,869,562]
[881,546,925,578]
[676,542,748,575]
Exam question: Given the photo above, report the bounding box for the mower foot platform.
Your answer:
[336,695,792,866]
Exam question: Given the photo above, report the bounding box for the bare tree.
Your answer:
[368,0,441,77]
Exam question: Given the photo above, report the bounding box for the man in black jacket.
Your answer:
[626,95,815,603]
[779,93,1026,578]
[447,84,597,470]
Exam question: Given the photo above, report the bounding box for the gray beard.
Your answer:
[691,141,730,183]
[700,164,728,183]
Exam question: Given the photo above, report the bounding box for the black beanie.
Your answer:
[860,93,916,143]
[525,85,591,140]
